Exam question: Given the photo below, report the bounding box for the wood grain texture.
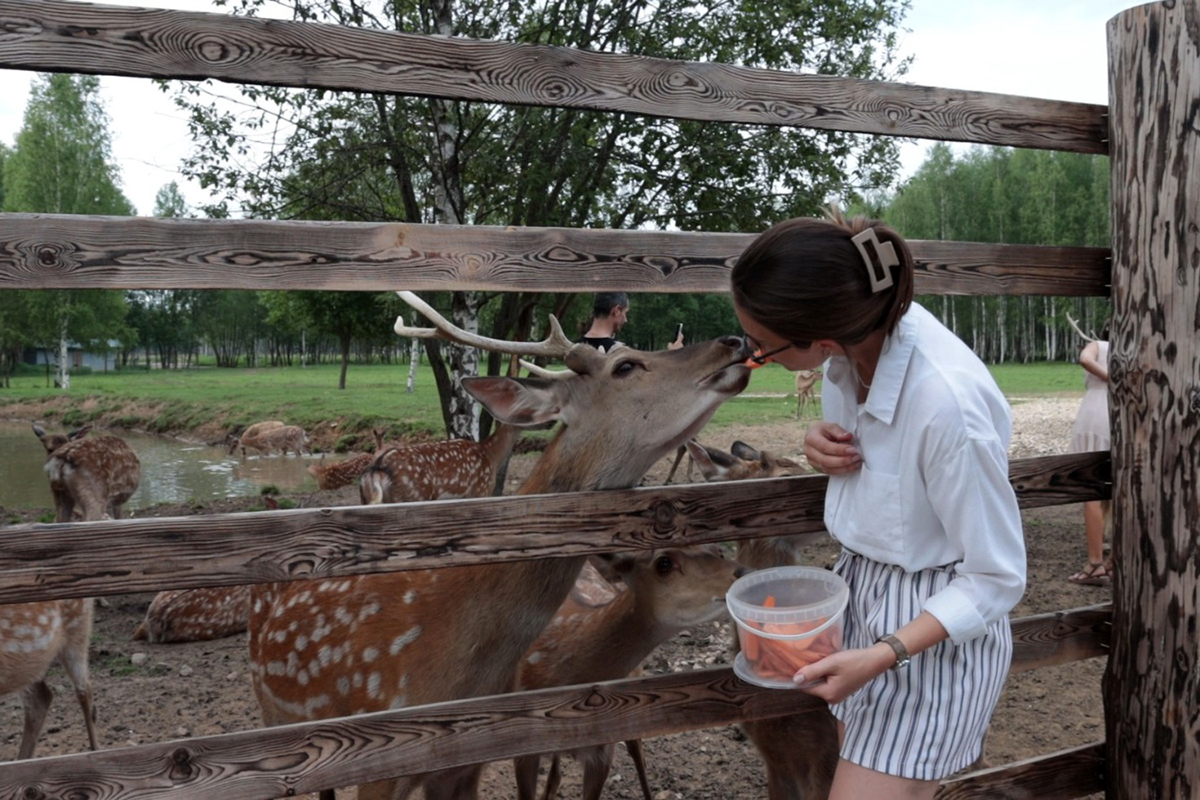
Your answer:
[1009,602,1110,674]
[0,214,1111,295]
[0,667,828,800]
[936,742,1105,800]
[0,0,1107,153]
[0,631,1106,800]
[1106,3,1200,798]
[0,452,1108,604]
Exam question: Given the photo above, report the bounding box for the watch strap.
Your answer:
[878,634,911,670]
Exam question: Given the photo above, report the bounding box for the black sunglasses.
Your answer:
[744,340,793,366]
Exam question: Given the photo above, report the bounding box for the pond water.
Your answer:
[0,420,320,512]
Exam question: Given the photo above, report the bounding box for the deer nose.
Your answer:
[734,565,752,578]
[720,335,752,359]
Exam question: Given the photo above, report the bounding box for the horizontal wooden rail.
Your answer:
[1009,602,1110,674]
[0,214,1111,295]
[0,452,1109,604]
[0,0,1108,154]
[936,741,1105,799]
[0,604,1110,800]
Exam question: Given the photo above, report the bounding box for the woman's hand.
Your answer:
[793,643,895,704]
[804,422,862,475]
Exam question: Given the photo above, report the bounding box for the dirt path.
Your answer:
[1,397,1108,798]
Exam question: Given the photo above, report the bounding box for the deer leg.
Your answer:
[421,765,484,800]
[58,598,99,751]
[624,739,654,800]
[541,754,563,800]
[579,744,616,800]
[663,446,687,485]
[514,754,542,800]
[17,680,53,760]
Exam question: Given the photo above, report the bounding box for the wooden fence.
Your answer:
[0,0,1194,798]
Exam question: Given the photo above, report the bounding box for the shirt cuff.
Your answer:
[923,584,988,644]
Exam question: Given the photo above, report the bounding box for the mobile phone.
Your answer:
[675,323,684,339]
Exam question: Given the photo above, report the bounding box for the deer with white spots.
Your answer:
[5,424,138,759]
[228,422,311,457]
[246,291,752,800]
[131,498,282,644]
[307,429,387,491]
[33,423,141,522]
[690,440,838,800]
[225,420,284,456]
[514,545,748,800]
[358,422,520,503]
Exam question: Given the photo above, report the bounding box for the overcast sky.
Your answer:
[0,0,1138,217]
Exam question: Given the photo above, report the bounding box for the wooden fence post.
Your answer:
[1106,1,1200,797]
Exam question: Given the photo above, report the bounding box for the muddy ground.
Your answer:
[0,397,1108,798]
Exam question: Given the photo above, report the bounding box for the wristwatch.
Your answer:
[877,634,911,670]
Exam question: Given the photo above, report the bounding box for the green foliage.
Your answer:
[1,74,135,387]
[876,145,1112,363]
[153,181,191,218]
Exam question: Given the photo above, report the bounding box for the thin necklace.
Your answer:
[852,364,873,390]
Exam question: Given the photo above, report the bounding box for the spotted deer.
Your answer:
[359,422,521,504]
[225,420,284,455]
[33,423,141,521]
[794,369,822,419]
[247,291,752,800]
[11,424,138,759]
[307,429,386,491]
[131,496,284,644]
[515,546,748,800]
[229,422,311,457]
[690,440,838,800]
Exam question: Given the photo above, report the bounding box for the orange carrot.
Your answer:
[763,595,776,608]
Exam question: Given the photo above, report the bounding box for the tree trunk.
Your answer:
[338,333,351,390]
[57,315,70,391]
[406,338,420,393]
[1106,3,1200,797]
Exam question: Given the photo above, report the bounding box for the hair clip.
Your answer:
[851,228,899,293]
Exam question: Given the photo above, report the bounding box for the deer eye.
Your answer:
[612,360,640,377]
[654,555,675,575]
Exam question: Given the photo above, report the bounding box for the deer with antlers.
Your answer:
[247,292,752,800]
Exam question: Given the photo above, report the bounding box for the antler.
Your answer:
[1065,313,1097,343]
[394,291,574,359]
[518,359,573,380]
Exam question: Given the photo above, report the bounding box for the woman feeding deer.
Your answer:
[730,210,1026,799]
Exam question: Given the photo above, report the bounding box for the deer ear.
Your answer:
[69,424,93,440]
[688,441,735,480]
[462,376,564,428]
[730,440,760,461]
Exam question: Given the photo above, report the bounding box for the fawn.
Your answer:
[514,545,748,800]
[359,422,520,503]
[33,423,141,521]
[690,440,838,800]
[247,293,752,800]
[5,424,140,758]
[307,429,387,491]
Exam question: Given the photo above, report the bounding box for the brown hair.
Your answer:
[730,210,915,347]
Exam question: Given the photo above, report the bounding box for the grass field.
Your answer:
[0,359,1086,442]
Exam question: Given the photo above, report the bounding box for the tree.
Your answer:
[153,181,191,219]
[173,0,910,435]
[3,74,135,388]
[882,145,1111,363]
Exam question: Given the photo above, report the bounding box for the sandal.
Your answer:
[1068,561,1111,586]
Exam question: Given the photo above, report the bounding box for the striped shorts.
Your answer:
[830,549,1012,781]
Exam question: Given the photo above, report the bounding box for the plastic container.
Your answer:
[726,566,849,689]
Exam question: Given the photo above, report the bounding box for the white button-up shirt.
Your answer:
[822,303,1027,644]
